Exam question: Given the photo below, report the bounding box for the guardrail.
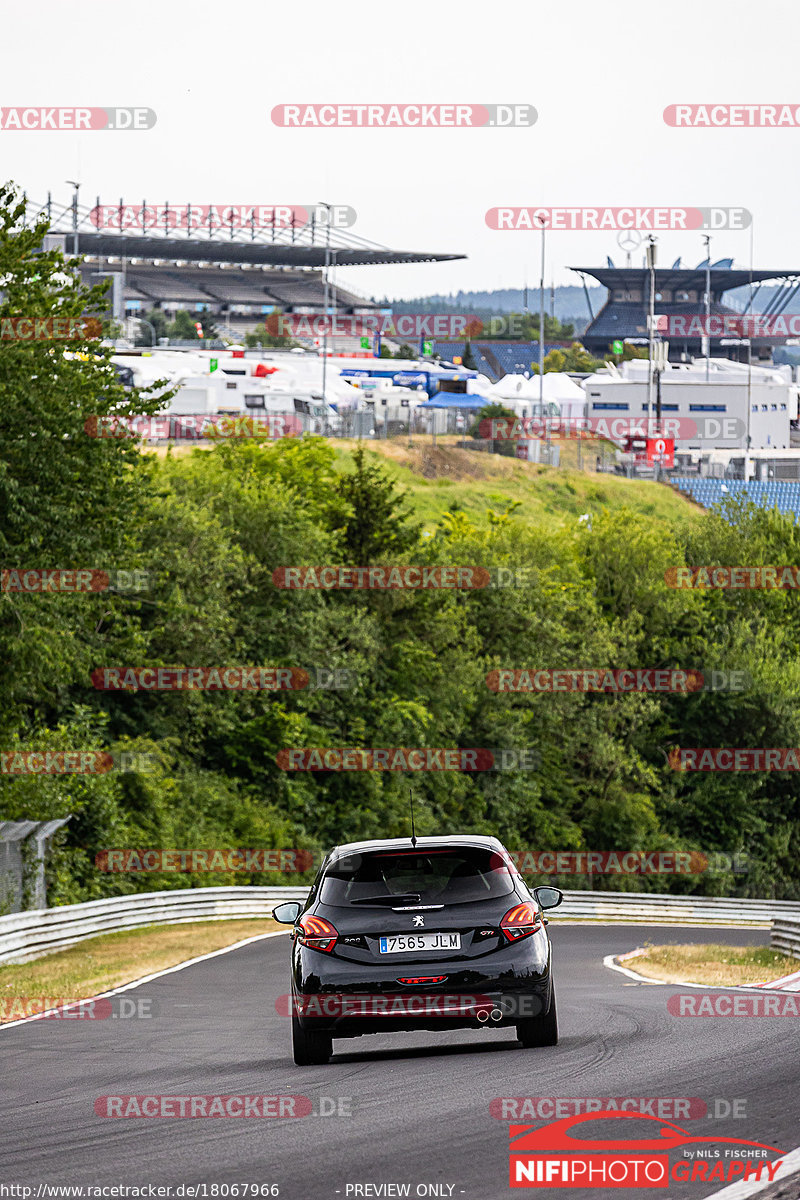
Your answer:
[558,893,800,926]
[771,918,800,961]
[2,887,799,967]
[0,887,308,966]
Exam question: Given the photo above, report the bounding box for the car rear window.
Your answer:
[319,847,515,907]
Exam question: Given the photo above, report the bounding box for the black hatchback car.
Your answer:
[273,834,563,1065]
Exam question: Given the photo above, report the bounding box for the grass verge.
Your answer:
[152,437,701,533]
[0,918,282,1018]
[622,942,800,987]
[330,439,701,533]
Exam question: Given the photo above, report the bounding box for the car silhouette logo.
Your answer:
[510,1111,782,1155]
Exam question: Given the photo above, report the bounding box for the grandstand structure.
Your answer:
[672,477,800,518]
[572,260,800,361]
[31,194,465,339]
[433,341,574,381]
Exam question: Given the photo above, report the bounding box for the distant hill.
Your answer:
[381,281,785,327]
[379,287,602,330]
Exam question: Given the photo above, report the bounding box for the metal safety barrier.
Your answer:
[0,887,308,966]
[557,893,800,926]
[2,886,799,967]
[770,918,800,961]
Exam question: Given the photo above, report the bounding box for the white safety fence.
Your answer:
[770,918,800,961]
[2,886,800,967]
[0,887,308,966]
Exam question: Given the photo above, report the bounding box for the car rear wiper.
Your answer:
[350,892,422,906]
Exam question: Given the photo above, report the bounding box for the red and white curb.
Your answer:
[705,1143,800,1198]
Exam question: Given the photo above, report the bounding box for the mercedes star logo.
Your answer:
[617,229,643,253]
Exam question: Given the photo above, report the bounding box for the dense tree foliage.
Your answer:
[2,187,799,906]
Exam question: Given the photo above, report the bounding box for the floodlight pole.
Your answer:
[703,235,711,381]
[320,202,331,408]
[646,237,657,439]
[66,181,80,256]
[745,221,754,482]
[536,214,547,458]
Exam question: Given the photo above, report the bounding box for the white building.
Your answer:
[582,358,798,451]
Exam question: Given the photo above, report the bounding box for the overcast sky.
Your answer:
[4,0,799,303]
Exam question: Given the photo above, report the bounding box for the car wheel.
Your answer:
[292,1014,333,1066]
[516,984,558,1047]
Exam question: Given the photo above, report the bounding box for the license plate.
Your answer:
[379,932,461,954]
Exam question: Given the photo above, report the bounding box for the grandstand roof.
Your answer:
[33,197,464,269]
[571,263,800,351]
[71,232,463,268]
[571,265,795,295]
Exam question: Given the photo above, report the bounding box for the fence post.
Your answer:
[0,822,39,913]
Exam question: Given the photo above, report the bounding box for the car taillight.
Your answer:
[296,915,338,952]
[500,902,541,943]
[397,976,448,985]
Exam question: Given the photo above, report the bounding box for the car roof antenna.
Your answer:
[409,787,417,848]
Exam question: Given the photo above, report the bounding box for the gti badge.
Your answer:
[413,915,425,927]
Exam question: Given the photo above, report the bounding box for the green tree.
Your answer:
[0,182,164,738]
[461,339,477,370]
[168,309,203,339]
[337,447,422,562]
[134,307,168,346]
[467,402,515,438]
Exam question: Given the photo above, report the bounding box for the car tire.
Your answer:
[516,984,558,1048]
[292,1014,333,1066]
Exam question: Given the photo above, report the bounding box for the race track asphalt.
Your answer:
[1,923,797,1200]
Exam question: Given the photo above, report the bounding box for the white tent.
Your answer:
[467,373,494,396]
[489,371,586,420]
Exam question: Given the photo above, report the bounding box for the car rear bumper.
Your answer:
[290,941,552,1035]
